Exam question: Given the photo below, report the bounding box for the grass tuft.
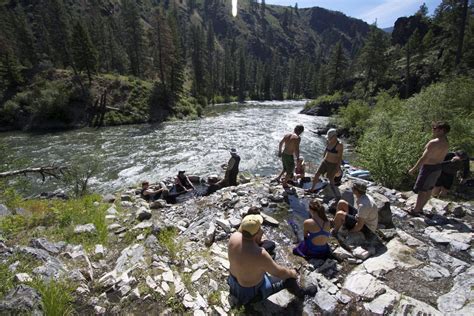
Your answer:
[30,278,75,316]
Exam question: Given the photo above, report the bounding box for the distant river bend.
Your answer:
[2,101,341,194]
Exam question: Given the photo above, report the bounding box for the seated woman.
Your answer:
[293,199,331,259]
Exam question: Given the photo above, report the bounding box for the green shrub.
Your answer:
[304,91,344,109]
[31,278,74,316]
[335,100,371,138]
[213,95,225,104]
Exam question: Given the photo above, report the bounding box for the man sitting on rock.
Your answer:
[140,181,168,202]
[243,206,276,258]
[227,214,316,306]
[331,182,378,236]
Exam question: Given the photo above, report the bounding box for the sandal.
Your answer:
[406,208,422,217]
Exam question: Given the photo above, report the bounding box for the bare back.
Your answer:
[303,218,330,246]
[424,137,449,165]
[281,133,301,155]
[228,232,267,287]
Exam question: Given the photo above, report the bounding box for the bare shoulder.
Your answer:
[258,247,275,268]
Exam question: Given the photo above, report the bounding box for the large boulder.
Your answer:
[0,285,42,315]
[369,191,394,228]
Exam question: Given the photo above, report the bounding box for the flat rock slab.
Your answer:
[363,290,400,315]
[115,244,145,274]
[191,268,207,282]
[30,238,66,254]
[427,247,468,276]
[260,212,280,226]
[363,238,422,277]
[425,227,472,250]
[437,266,474,314]
[342,268,387,300]
[393,295,442,315]
[253,290,296,314]
[314,291,337,313]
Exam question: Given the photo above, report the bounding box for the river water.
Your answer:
[2,100,345,194]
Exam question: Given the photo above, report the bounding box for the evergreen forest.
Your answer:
[0,0,473,131]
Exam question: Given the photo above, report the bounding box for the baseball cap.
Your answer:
[352,181,367,194]
[238,214,264,236]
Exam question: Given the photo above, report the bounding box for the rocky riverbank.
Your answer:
[0,175,473,315]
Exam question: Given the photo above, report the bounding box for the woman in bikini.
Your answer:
[293,199,331,259]
[308,128,343,193]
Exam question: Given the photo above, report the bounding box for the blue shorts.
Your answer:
[227,274,282,305]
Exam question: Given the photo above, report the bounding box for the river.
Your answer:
[2,100,349,194]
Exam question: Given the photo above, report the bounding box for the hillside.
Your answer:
[0,0,373,131]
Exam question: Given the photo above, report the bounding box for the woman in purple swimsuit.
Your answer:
[293,199,331,259]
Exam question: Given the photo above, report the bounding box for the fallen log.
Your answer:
[0,166,68,181]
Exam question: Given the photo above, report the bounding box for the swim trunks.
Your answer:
[227,274,284,305]
[316,160,338,179]
[413,164,442,193]
[281,153,295,178]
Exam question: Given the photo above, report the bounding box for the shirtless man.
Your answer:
[308,128,343,193]
[140,181,169,202]
[227,214,316,305]
[278,125,304,187]
[408,121,450,215]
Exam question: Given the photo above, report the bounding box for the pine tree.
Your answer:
[121,0,145,77]
[71,21,98,85]
[12,6,37,67]
[149,7,175,87]
[358,25,389,93]
[327,41,348,92]
[45,0,71,67]
[206,23,216,101]
[434,0,471,69]
[168,9,185,106]
[190,25,208,102]
[0,36,23,98]
[238,49,246,102]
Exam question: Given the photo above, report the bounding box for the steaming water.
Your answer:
[2,101,341,194]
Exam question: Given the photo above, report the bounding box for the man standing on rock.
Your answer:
[278,125,304,188]
[217,148,241,188]
[408,121,450,216]
[227,214,316,306]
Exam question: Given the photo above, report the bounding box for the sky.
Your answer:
[264,0,443,28]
